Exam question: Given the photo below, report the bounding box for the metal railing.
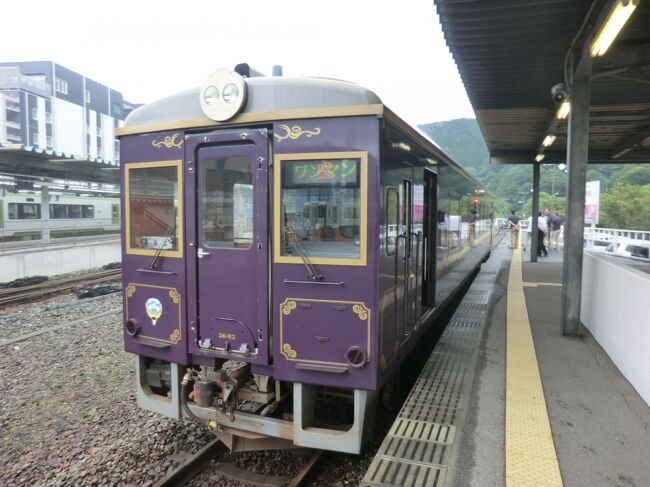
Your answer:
[584,227,650,247]
[0,218,120,252]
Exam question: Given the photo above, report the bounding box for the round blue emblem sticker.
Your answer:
[145,298,163,326]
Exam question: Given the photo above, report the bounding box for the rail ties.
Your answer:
[154,439,227,487]
[154,441,323,487]
[0,269,121,308]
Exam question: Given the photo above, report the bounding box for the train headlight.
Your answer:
[222,83,239,103]
[203,85,219,105]
[199,68,247,121]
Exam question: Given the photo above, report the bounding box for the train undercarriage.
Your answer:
[137,357,378,454]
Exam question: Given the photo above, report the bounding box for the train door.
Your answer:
[421,169,438,309]
[188,130,269,361]
[111,203,120,225]
[399,178,417,340]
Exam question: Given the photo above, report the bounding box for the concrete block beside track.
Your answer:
[0,240,121,281]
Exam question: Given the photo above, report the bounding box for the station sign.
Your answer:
[585,180,600,225]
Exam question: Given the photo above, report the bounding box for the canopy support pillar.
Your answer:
[561,75,591,336]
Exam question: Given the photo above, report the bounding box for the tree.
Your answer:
[522,192,566,217]
[599,184,650,230]
[418,119,650,231]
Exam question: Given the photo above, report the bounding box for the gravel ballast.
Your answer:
[0,291,390,487]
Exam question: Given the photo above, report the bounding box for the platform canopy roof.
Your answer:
[434,0,650,164]
[0,143,119,185]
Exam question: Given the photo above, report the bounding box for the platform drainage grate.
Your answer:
[362,456,447,487]
[362,284,495,487]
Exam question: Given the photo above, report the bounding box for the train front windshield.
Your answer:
[126,163,181,252]
[280,157,361,260]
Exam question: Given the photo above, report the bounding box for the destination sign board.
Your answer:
[284,159,359,187]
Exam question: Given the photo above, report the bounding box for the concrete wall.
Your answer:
[1,241,121,281]
[581,251,650,406]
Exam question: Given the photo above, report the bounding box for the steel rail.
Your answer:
[0,269,121,307]
[153,439,227,487]
[154,440,323,487]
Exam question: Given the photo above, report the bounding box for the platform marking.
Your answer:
[522,282,563,288]
[506,247,563,486]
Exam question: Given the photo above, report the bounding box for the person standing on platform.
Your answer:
[508,210,520,249]
[537,212,548,257]
[469,208,479,246]
[544,208,552,246]
[523,215,533,251]
[551,211,562,250]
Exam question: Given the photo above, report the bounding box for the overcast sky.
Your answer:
[3,0,475,126]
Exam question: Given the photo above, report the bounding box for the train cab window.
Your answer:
[275,152,367,265]
[200,155,253,249]
[126,161,182,257]
[8,203,41,220]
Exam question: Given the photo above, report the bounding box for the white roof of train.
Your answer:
[124,77,382,128]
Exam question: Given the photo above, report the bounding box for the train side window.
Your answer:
[8,203,41,219]
[200,155,253,249]
[49,204,68,219]
[275,152,368,266]
[125,160,183,257]
[386,188,399,256]
[69,205,82,219]
[82,205,94,218]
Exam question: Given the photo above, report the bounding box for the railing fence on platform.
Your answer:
[584,226,650,248]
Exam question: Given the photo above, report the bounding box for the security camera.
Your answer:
[551,83,571,103]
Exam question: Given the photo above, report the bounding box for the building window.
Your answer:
[55,78,68,95]
[45,112,52,123]
[32,108,38,120]
[46,136,53,148]
[85,89,91,103]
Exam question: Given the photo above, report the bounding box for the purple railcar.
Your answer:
[117,67,495,453]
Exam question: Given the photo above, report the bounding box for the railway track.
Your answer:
[0,269,121,307]
[154,439,323,487]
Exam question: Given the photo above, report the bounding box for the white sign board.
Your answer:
[585,180,600,225]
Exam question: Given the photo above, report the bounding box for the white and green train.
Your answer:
[0,193,120,241]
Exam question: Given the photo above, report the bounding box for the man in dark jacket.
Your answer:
[508,210,520,249]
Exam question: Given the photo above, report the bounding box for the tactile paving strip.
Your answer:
[362,281,493,487]
[506,247,563,487]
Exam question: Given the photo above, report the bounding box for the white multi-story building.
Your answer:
[0,61,136,165]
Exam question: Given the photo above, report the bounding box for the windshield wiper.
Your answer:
[149,220,176,270]
[284,224,322,281]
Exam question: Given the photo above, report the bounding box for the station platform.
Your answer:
[362,239,650,487]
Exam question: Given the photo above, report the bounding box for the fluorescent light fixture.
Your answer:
[542,135,556,147]
[424,157,437,165]
[590,0,638,57]
[392,142,411,152]
[556,101,571,120]
[535,154,545,162]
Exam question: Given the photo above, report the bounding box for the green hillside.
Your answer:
[418,118,650,229]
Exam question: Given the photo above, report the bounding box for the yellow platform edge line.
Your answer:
[506,246,563,487]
